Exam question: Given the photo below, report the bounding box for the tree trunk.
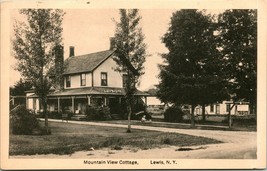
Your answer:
[125,70,135,133]
[202,104,206,122]
[228,109,231,128]
[228,104,235,128]
[42,96,49,134]
[126,95,133,133]
[127,102,132,133]
[191,104,195,127]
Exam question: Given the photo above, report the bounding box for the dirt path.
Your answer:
[11,119,257,159]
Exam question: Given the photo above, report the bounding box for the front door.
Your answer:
[108,97,120,114]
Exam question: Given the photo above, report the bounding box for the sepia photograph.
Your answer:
[1,0,266,170]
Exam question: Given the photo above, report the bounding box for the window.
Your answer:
[122,74,127,88]
[101,72,107,86]
[226,104,230,112]
[66,75,71,87]
[210,105,214,112]
[80,73,86,86]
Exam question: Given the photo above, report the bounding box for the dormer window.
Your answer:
[101,72,107,86]
[66,75,71,88]
[80,73,86,86]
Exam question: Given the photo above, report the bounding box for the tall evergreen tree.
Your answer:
[10,78,33,96]
[113,9,147,132]
[217,10,257,115]
[157,10,228,127]
[12,9,64,133]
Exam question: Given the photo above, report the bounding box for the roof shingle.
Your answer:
[63,49,115,75]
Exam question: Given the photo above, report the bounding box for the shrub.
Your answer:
[132,101,146,113]
[48,111,62,119]
[111,102,127,119]
[164,106,184,123]
[85,105,112,121]
[10,105,40,135]
[37,111,74,120]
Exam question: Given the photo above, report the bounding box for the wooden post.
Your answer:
[12,97,15,105]
[104,97,107,106]
[26,97,28,109]
[72,96,75,113]
[87,95,91,105]
[144,96,147,106]
[57,97,60,113]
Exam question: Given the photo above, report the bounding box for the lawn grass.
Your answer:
[102,119,256,131]
[9,121,222,156]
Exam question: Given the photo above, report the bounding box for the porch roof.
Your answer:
[28,87,149,98]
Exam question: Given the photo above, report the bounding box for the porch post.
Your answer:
[72,96,75,113]
[87,95,91,105]
[104,97,107,106]
[12,97,15,105]
[57,97,60,113]
[144,96,147,106]
[26,97,28,109]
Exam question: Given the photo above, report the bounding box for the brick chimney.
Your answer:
[69,46,75,57]
[110,37,116,50]
[54,45,64,89]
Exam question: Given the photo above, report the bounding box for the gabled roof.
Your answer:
[63,49,115,75]
[63,49,139,76]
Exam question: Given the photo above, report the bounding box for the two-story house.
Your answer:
[26,39,148,116]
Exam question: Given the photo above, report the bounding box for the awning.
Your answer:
[28,87,149,98]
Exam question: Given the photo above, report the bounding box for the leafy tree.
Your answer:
[10,78,33,96]
[157,10,228,127]
[113,9,147,132]
[217,10,257,115]
[12,9,64,133]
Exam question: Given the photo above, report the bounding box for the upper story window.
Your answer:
[101,72,107,86]
[66,75,71,88]
[122,74,127,88]
[80,73,86,86]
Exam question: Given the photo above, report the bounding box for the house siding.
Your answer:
[86,73,92,87]
[24,49,148,115]
[194,101,250,115]
[93,56,122,88]
[64,72,92,89]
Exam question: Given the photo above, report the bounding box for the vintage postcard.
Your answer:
[1,0,266,170]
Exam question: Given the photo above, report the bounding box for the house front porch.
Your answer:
[26,87,149,120]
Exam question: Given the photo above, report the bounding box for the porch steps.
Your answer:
[111,114,123,120]
[71,114,86,121]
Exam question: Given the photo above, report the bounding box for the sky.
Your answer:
[10,9,175,90]
[10,9,224,90]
